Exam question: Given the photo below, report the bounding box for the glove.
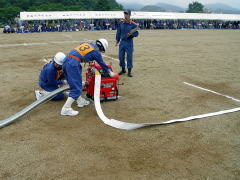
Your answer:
[127,34,134,40]
[91,68,97,73]
[62,80,68,85]
[109,71,119,80]
[109,71,115,77]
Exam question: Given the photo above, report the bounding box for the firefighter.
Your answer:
[35,52,66,101]
[61,38,117,116]
[116,10,139,77]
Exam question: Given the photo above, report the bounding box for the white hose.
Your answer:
[1,72,240,130]
[0,86,70,129]
[94,71,240,130]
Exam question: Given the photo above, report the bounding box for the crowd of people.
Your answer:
[3,19,240,33]
[3,20,118,33]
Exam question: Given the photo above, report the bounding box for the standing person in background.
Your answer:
[4,24,10,33]
[3,25,7,33]
[116,10,139,77]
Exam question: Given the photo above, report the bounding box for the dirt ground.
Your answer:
[0,30,240,179]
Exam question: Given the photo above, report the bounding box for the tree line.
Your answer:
[0,0,123,23]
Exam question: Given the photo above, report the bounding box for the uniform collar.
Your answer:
[122,19,131,24]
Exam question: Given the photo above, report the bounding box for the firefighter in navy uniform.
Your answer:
[116,10,139,77]
[35,52,66,101]
[61,38,117,116]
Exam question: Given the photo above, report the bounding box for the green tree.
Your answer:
[0,6,21,23]
[95,0,110,11]
[107,0,123,10]
[29,3,65,11]
[78,0,97,10]
[0,0,8,8]
[66,5,86,11]
[0,0,123,24]
[14,0,31,11]
[186,1,204,13]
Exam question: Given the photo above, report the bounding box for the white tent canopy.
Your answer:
[20,11,240,21]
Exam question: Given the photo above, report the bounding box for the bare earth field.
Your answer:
[0,30,240,179]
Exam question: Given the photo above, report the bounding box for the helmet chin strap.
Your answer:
[96,43,104,52]
[54,62,62,70]
[56,66,62,70]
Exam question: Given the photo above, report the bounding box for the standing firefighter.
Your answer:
[61,39,117,116]
[116,10,139,77]
[35,52,66,101]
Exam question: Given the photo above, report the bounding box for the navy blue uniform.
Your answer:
[63,42,110,100]
[39,62,64,100]
[116,20,139,69]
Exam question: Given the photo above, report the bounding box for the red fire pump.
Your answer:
[85,62,119,101]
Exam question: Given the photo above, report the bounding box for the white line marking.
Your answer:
[0,40,95,48]
[0,41,77,47]
[83,39,94,43]
[160,107,240,125]
[40,58,51,63]
[102,54,119,62]
[61,34,73,39]
[102,33,116,35]
[184,82,240,103]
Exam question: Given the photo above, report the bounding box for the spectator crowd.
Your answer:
[3,19,240,33]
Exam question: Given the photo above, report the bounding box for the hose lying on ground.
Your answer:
[93,71,240,130]
[0,86,70,129]
[1,71,240,130]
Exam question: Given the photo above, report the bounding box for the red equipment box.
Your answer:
[85,62,119,101]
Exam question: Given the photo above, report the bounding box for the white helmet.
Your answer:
[53,52,66,65]
[96,38,108,53]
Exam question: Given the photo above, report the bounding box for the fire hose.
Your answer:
[1,71,240,130]
[0,86,70,129]
[94,71,240,130]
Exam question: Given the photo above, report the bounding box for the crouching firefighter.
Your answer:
[35,52,66,100]
[61,38,118,116]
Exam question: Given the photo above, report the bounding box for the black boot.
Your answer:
[119,67,126,75]
[127,68,133,77]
